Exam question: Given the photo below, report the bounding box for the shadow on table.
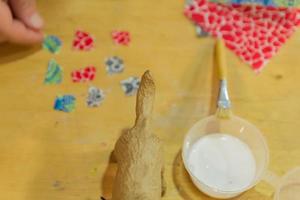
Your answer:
[100,152,117,200]
[0,43,41,65]
[100,128,130,200]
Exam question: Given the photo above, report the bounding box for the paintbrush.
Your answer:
[215,39,232,119]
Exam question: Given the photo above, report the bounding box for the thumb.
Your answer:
[10,0,44,30]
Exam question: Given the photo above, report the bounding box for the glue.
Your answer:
[187,133,256,192]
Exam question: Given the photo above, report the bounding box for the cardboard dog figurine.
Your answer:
[112,71,166,200]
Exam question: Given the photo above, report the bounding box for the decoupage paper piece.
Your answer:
[186,0,195,5]
[112,31,131,46]
[87,86,105,107]
[105,56,124,75]
[196,25,209,37]
[185,0,300,71]
[73,30,95,51]
[43,35,62,54]
[54,95,76,112]
[71,66,96,82]
[44,59,63,84]
[120,77,140,96]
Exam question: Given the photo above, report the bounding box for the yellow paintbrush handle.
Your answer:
[216,39,227,81]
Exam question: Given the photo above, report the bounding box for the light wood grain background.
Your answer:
[0,0,300,199]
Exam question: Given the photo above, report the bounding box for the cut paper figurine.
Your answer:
[44,59,63,84]
[73,30,95,51]
[43,35,62,54]
[54,95,76,112]
[112,31,131,46]
[71,66,96,82]
[87,86,105,107]
[120,77,140,96]
[105,56,124,75]
[185,0,300,71]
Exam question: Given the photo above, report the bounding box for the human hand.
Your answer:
[0,0,44,45]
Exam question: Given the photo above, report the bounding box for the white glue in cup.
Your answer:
[182,115,269,199]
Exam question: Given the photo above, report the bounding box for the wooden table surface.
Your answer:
[1,0,300,199]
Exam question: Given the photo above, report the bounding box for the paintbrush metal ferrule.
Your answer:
[218,80,231,109]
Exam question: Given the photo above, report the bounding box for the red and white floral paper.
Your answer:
[185,0,300,71]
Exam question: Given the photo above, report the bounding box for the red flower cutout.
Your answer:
[73,30,95,51]
[71,66,96,82]
[112,31,131,46]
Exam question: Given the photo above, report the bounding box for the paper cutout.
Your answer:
[185,0,300,71]
[87,86,105,107]
[186,0,195,5]
[71,66,96,82]
[196,25,209,37]
[105,56,124,74]
[73,30,95,51]
[43,35,62,54]
[44,59,63,84]
[120,77,140,96]
[112,31,131,46]
[54,95,76,112]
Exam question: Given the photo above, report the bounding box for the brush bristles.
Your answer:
[216,107,232,119]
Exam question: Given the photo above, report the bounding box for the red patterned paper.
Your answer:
[112,31,131,46]
[185,0,300,71]
[71,66,96,82]
[73,30,95,51]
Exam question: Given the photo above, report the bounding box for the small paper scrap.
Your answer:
[44,59,63,84]
[105,56,124,75]
[43,35,62,54]
[54,95,76,112]
[73,30,95,51]
[87,86,105,107]
[112,31,131,46]
[186,0,194,5]
[120,77,140,96]
[196,25,208,37]
[71,66,96,83]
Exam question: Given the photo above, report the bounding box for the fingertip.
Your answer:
[29,31,44,44]
[33,32,44,43]
[9,33,43,45]
[8,20,44,45]
[10,0,44,30]
[28,12,44,30]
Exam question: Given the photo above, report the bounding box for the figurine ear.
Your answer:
[135,70,155,126]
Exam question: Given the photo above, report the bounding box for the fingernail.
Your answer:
[30,13,44,29]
